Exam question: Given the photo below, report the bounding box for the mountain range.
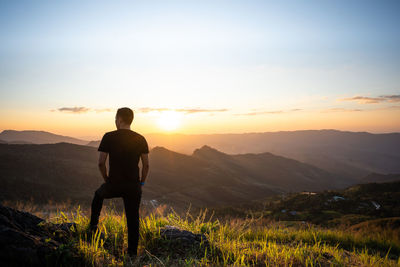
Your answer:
[0,130,88,145]
[0,142,360,210]
[2,129,399,181]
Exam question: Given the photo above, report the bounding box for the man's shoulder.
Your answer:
[130,131,147,141]
[101,130,115,139]
[102,130,146,140]
[132,130,145,137]
[106,130,118,134]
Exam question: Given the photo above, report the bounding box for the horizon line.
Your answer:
[1,128,400,142]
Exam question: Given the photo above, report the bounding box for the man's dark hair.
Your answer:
[116,107,134,125]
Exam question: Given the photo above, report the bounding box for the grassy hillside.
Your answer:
[203,181,400,229]
[7,181,399,266]
[27,204,400,266]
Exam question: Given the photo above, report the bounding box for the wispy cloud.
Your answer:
[138,107,170,113]
[234,109,302,116]
[379,95,400,103]
[51,107,112,114]
[175,108,228,114]
[321,108,363,113]
[137,107,228,114]
[57,107,91,113]
[339,95,400,104]
[321,105,400,113]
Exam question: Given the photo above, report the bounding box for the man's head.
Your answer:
[115,107,134,129]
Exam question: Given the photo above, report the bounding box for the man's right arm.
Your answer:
[98,151,109,182]
[139,153,149,183]
[97,133,110,182]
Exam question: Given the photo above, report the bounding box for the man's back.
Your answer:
[98,129,149,182]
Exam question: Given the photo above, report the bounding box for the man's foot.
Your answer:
[85,225,105,240]
[125,251,138,264]
[127,250,137,258]
[85,224,97,233]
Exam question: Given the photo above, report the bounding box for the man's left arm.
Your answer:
[98,151,109,182]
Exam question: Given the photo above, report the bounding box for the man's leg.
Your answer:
[90,182,119,229]
[123,184,142,256]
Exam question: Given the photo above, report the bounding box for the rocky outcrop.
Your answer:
[0,204,76,266]
[160,225,209,246]
[147,225,213,260]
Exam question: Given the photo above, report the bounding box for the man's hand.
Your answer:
[140,153,149,183]
[98,151,109,182]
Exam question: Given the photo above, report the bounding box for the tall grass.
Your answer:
[46,204,400,266]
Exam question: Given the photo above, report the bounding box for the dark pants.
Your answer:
[90,180,142,254]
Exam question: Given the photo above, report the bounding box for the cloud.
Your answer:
[137,107,228,114]
[52,107,113,114]
[175,108,228,114]
[379,95,400,103]
[57,107,91,113]
[339,95,400,104]
[321,108,363,113]
[339,96,383,104]
[138,107,170,113]
[234,109,301,116]
[321,105,400,113]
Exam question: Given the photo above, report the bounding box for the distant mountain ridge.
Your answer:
[89,129,400,179]
[0,142,351,209]
[0,130,88,145]
[4,129,400,181]
[192,145,351,190]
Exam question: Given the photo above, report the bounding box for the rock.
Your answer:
[144,225,214,260]
[160,225,209,247]
[0,204,76,267]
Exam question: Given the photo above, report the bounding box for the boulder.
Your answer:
[160,225,209,246]
[0,204,76,266]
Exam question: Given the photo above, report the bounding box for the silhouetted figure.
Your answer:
[89,107,150,258]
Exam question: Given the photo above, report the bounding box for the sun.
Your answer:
[156,111,183,131]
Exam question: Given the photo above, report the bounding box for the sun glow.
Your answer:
[156,111,183,131]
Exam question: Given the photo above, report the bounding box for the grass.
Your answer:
[42,203,400,267]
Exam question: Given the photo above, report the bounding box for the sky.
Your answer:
[1,0,400,139]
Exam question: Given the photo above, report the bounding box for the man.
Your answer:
[89,107,150,258]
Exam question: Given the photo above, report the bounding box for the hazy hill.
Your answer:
[360,172,400,184]
[87,130,400,180]
[192,145,351,191]
[0,130,88,145]
[10,129,399,180]
[0,143,347,209]
[86,140,100,147]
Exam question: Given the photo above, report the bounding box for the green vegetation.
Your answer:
[205,181,400,228]
[47,204,399,266]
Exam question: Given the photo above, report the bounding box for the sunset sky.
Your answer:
[1,0,400,140]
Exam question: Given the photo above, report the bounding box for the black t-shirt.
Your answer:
[98,129,149,182]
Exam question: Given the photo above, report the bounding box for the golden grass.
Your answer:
[35,203,400,267]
